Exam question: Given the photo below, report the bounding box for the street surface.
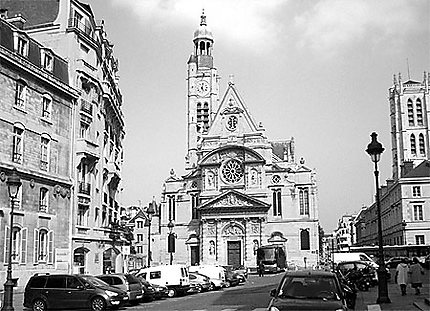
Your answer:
[8,269,429,311]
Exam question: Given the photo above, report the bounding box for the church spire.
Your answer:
[200,9,207,26]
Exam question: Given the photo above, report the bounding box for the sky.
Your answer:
[85,0,430,232]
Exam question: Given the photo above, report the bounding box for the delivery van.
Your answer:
[333,252,378,268]
[188,265,227,289]
[137,264,190,297]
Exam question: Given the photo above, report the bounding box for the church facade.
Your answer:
[150,13,320,269]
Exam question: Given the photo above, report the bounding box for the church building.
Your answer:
[149,12,320,269]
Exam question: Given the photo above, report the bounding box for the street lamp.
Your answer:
[402,220,407,246]
[366,132,390,304]
[167,220,175,265]
[146,200,155,267]
[2,168,22,311]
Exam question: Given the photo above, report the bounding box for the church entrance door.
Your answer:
[190,246,200,266]
[227,241,241,266]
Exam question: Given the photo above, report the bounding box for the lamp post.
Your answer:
[2,168,22,311]
[402,220,407,246]
[167,220,175,265]
[146,201,155,267]
[366,132,390,304]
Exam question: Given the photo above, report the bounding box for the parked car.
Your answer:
[336,260,379,285]
[189,265,227,289]
[424,254,430,269]
[189,272,211,292]
[267,270,355,311]
[137,264,190,297]
[24,273,128,311]
[150,282,169,299]
[385,257,411,269]
[222,266,241,287]
[231,265,248,282]
[134,276,156,301]
[96,273,143,304]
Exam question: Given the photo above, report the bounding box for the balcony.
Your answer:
[76,138,100,161]
[78,182,91,195]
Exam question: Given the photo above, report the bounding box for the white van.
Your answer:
[137,264,190,297]
[188,265,226,289]
[333,252,378,268]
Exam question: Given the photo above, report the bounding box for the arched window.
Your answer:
[199,41,205,55]
[39,188,49,212]
[34,228,53,264]
[407,99,414,126]
[12,123,25,164]
[299,188,310,215]
[15,80,27,109]
[411,134,416,155]
[300,229,310,250]
[416,99,423,126]
[272,189,282,216]
[419,133,425,156]
[40,134,50,171]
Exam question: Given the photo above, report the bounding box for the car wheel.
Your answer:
[32,299,47,311]
[225,281,231,288]
[91,297,106,311]
[167,288,177,298]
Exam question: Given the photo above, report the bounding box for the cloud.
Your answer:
[111,0,287,52]
[294,0,425,55]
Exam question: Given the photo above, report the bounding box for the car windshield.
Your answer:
[80,275,110,288]
[277,276,340,300]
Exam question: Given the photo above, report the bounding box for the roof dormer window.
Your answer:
[14,33,29,57]
[41,49,54,72]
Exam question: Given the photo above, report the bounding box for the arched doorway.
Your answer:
[73,247,89,274]
[222,223,244,266]
[103,247,120,273]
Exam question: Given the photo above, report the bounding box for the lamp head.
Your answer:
[7,168,21,199]
[366,132,384,163]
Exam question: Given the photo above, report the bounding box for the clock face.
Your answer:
[195,80,210,97]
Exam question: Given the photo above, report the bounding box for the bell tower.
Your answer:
[186,10,219,170]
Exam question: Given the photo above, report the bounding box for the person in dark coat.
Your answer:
[258,261,265,277]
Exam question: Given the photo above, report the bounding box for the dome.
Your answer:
[193,10,213,41]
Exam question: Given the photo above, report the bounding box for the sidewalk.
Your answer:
[355,280,430,311]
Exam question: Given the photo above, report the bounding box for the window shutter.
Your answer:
[21,227,27,264]
[33,229,39,264]
[4,226,10,264]
[48,230,54,264]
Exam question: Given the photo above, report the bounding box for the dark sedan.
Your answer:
[385,257,411,269]
[267,270,353,310]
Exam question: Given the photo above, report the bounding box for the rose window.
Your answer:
[226,115,238,131]
[221,159,243,183]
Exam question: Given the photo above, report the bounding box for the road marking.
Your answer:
[367,304,381,311]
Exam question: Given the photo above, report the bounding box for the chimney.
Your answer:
[7,13,26,29]
[401,161,414,177]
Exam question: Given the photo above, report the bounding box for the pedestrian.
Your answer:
[258,261,264,277]
[395,258,409,296]
[409,257,424,295]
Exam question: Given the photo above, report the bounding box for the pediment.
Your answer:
[199,190,270,214]
[206,83,261,138]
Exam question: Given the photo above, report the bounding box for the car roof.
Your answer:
[338,260,371,265]
[283,270,336,277]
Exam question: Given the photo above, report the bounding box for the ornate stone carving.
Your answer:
[212,194,249,207]
[251,223,259,234]
[207,225,215,235]
[223,225,243,236]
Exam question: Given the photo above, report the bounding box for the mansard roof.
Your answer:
[403,160,430,178]
[1,0,60,27]
[199,189,270,214]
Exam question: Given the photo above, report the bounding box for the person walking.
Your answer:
[409,257,424,295]
[395,258,410,296]
[258,261,265,277]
